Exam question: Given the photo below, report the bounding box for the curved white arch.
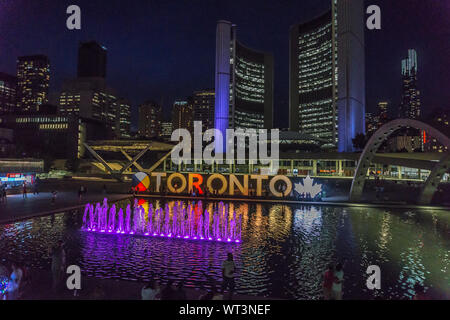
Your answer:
[418,153,450,205]
[349,119,450,203]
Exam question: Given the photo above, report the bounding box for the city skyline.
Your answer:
[0,0,449,130]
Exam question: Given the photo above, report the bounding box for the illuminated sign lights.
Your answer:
[142,172,325,199]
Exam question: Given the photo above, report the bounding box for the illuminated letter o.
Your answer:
[206,174,228,195]
[167,173,187,193]
[269,175,292,197]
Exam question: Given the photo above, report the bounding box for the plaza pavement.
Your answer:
[0,191,130,224]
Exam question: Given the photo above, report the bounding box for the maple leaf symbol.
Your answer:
[294,175,322,198]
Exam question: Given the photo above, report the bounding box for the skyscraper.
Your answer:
[378,101,388,120]
[17,55,50,113]
[0,72,17,114]
[193,90,215,132]
[160,121,173,140]
[58,78,118,137]
[77,41,107,78]
[116,98,131,138]
[138,101,161,138]
[215,20,274,151]
[399,49,421,119]
[172,100,193,134]
[289,0,366,152]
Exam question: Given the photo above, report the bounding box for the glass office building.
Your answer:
[215,20,274,152]
[289,0,366,152]
[16,55,50,113]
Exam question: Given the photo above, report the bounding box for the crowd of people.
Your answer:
[140,253,236,300]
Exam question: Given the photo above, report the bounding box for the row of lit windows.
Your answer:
[39,123,68,130]
[16,117,68,123]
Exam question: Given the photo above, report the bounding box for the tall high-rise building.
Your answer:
[399,49,421,119]
[193,90,215,132]
[378,101,388,120]
[160,121,173,140]
[0,72,17,114]
[17,55,50,113]
[365,112,379,136]
[172,100,193,133]
[58,78,118,137]
[138,101,161,138]
[116,98,131,138]
[215,20,274,151]
[289,0,366,152]
[77,41,107,78]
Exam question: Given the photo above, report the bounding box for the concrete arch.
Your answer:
[349,119,450,203]
[418,153,450,205]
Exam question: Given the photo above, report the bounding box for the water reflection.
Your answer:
[0,198,449,299]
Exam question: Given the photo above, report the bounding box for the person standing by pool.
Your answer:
[7,262,23,300]
[221,252,236,299]
[141,280,160,300]
[0,263,9,300]
[332,263,344,300]
[160,279,176,300]
[322,264,334,300]
[49,240,66,293]
[173,281,187,300]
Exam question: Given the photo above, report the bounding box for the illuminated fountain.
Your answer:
[82,199,242,243]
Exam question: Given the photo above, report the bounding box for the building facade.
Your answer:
[172,100,193,133]
[77,41,107,78]
[58,78,119,138]
[399,49,421,119]
[116,98,131,138]
[138,101,162,138]
[193,90,215,132]
[160,121,173,140]
[289,0,366,152]
[16,55,50,113]
[215,20,274,152]
[0,112,107,159]
[0,72,17,114]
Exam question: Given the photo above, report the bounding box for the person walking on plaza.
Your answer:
[0,183,5,204]
[221,252,236,300]
[22,182,27,199]
[78,185,84,202]
[2,184,7,203]
[322,264,334,300]
[332,263,344,300]
[7,262,23,300]
[51,190,57,204]
[49,240,66,293]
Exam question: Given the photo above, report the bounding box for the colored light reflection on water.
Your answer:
[0,199,449,300]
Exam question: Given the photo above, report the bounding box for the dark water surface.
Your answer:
[1,198,449,299]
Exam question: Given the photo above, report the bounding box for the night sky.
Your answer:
[0,0,448,130]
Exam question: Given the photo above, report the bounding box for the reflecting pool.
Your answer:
[0,198,449,299]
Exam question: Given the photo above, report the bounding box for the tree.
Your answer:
[352,133,367,151]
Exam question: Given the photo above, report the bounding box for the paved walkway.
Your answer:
[0,192,129,224]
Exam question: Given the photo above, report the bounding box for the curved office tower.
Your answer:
[215,20,274,152]
[289,0,365,152]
